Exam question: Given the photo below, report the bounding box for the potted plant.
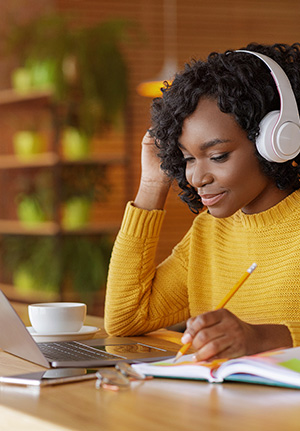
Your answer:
[1,234,112,305]
[6,12,130,138]
[61,127,90,160]
[9,163,110,303]
[15,165,108,229]
[1,236,62,295]
[15,171,55,225]
[61,164,109,229]
[0,11,130,304]
[13,130,46,159]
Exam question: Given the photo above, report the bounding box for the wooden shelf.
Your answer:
[61,154,126,166]
[0,219,119,236]
[0,283,60,304]
[0,283,105,309]
[0,152,59,169]
[0,88,53,106]
[0,153,126,169]
[61,221,119,235]
[0,220,60,235]
[0,87,122,309]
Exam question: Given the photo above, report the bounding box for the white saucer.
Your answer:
[27,325,100,342]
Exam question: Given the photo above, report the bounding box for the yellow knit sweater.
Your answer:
[104,190,300,346]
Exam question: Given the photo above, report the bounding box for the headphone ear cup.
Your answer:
[256,111,280,161]
[256,110,300,162]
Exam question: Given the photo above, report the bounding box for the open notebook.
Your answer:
[132,346,300,388]
[0,290,175,368]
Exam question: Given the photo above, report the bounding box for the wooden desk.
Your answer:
[1,304,300,431]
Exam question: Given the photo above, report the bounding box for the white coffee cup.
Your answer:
[28,302,87,334]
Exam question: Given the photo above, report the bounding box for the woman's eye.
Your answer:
[211,153,229,162]
[183,156,194,163]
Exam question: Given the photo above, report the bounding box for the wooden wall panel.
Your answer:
[5,0,300,264]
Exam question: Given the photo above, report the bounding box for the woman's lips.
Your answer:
[200,192,226,206]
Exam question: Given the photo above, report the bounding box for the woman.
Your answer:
[104,42,300,361]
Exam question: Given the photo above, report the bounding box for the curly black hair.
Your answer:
[149,42,300,213]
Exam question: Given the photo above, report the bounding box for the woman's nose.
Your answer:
[186,162,214,188]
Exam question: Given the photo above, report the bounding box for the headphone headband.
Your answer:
[236,50,299,124]
[235,49,300,162]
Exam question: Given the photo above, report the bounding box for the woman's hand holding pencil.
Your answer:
[174,263,257,363]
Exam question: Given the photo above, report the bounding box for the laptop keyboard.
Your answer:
[38,341,122,362]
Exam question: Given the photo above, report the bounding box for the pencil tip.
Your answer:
[173,352,182,363]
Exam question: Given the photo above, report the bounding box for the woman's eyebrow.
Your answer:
[178,138,230,151]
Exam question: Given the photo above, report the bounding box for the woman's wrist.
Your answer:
[134,179,171,211]
[247,323,293,355]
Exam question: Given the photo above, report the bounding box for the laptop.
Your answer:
[0,290,175,368]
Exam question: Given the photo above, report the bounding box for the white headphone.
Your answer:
[236,50,300,162]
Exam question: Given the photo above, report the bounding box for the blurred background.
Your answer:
[0,0,298,314]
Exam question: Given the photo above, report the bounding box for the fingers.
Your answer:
[192,332,232,362]
[142,130,155,145]
[185,311,227,361]
[185,311,223,338]
[182,309,249,361]
[134,130,171,210]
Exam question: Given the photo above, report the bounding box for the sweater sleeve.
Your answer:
[104,202,190,336]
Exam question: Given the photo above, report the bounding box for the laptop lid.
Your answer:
[0,290,50,367]
[0,290,175,368]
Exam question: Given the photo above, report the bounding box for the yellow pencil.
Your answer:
[173,263,257,362]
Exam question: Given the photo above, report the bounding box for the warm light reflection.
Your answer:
[136,79,173,98]
[136,0,178,98]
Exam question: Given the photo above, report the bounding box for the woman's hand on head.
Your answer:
[140,131,171,186]
[181,309,293,361]
[134,131,172,210]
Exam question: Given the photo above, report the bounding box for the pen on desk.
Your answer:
[173,262,257,363]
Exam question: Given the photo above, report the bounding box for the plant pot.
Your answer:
[13,131,45,159]
[17,197,46,224]
[62,197,91,229]
[28,59,55,90]
[13,266,58,294]
[62,127,90,160]
[11,67,33,94]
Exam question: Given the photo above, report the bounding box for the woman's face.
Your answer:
[179,98,291,218]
